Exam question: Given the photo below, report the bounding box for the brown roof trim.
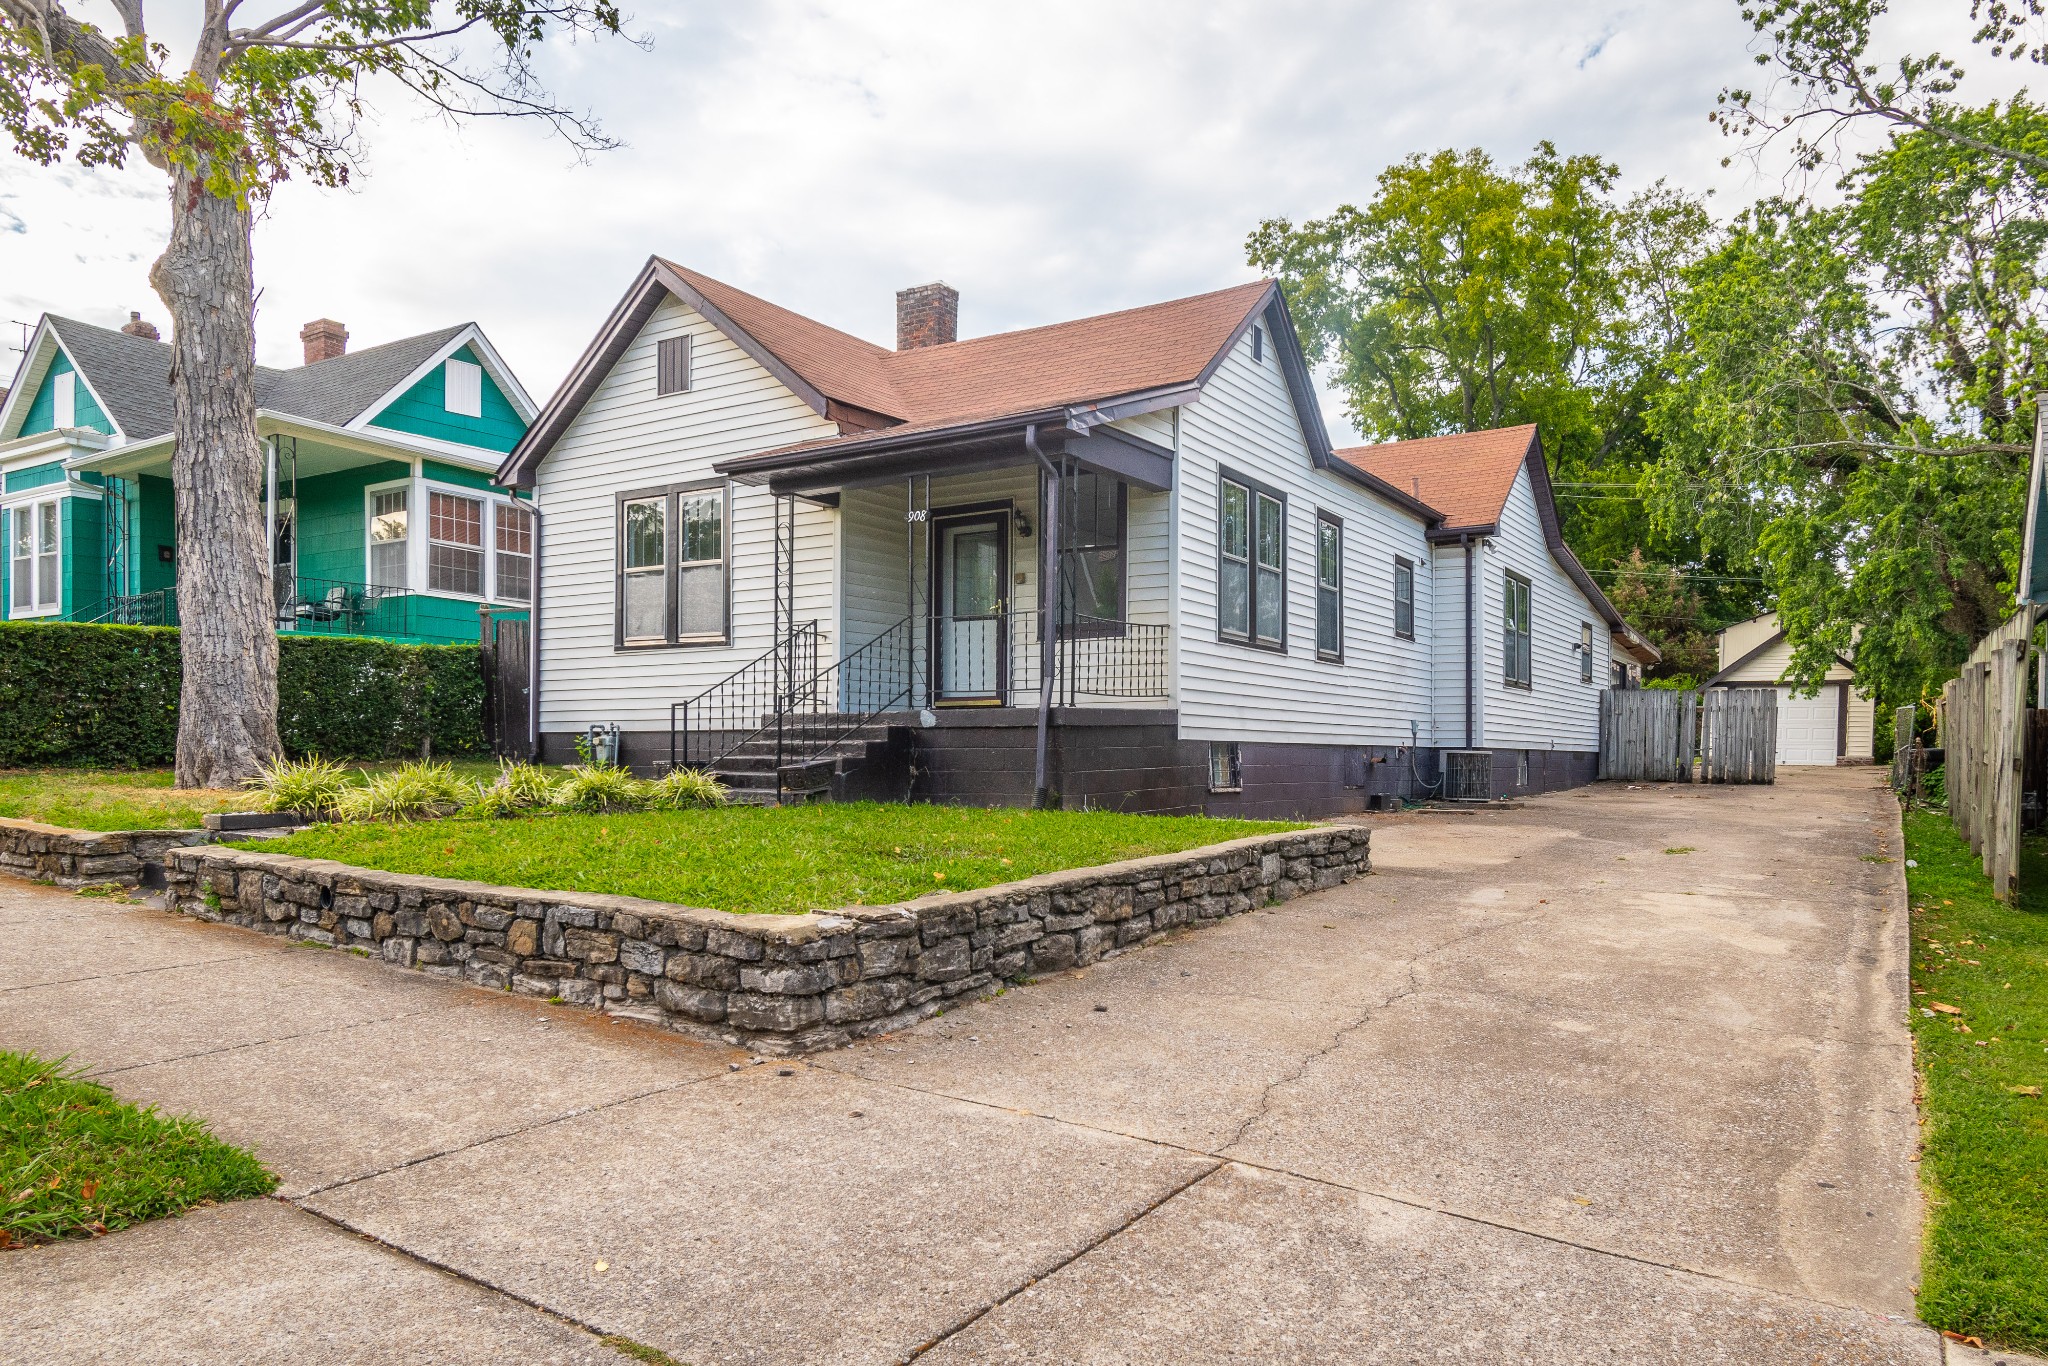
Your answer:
[499,257,847,489]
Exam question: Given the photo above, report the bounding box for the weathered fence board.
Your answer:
[1599,688,1776,785]
[1939,605,2036,899]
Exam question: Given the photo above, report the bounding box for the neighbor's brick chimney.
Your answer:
[300,318,349,364]
[120,311,160,341]
[896,282,959,350]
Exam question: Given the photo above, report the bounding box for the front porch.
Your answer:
[675,422,1179,804]
[65,427,530,646]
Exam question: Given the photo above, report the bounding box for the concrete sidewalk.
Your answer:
[1,769,1951,1363]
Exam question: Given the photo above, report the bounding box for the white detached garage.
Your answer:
[1708,612,1875,766]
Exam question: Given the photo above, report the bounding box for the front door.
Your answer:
[934,514,1007,702]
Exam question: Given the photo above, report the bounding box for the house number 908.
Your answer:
[905,510,928,523]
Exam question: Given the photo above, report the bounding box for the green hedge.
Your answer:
[0,621,485,768]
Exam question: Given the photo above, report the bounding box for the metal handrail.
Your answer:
[669,621,821,774]
[773,616,917,798]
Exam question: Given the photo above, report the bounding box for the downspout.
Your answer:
[1027,422,1060,809]
[1462,532,1475,749]
[527,500,544,763]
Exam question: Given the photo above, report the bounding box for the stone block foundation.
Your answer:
[0,818,212,888]
[161,827,1370,1055]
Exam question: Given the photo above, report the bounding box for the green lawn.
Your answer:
[0,761,502,832]
[1,1051,275,1247]
[247,803,1303,914]
[1902,808,2048,1352]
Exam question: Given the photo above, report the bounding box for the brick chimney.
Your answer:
[895,282,959,350]
[120,311,161,341]
[300,318,349,364]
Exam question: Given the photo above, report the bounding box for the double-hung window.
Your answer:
[495,503,534,604]
[369,489,409,590]
[8,499,60,616]
[1393,557,1415,639]
[428,491,486,597]
[1580,622,1595,684]
[1503,571,1533,688]
[676,487,726,642]
[1219,473,1285,649]
[1314,513,1342,660]
[618,481,729,647]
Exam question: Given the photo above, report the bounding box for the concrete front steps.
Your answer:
[703,724,884,805]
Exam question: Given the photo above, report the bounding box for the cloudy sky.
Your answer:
[0,1,2003,439]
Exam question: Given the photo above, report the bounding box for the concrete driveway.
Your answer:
[2,767,1945,1363]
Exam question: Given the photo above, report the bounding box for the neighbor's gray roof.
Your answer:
[44,315,469,441]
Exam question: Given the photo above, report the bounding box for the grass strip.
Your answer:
[1901,809,2048,1352]
[247,802,1304,915]
[0,761,503,832]
[1,1051,276,1247]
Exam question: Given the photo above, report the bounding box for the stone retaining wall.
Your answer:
[0,818,212,887]
[162,826,1369,1054]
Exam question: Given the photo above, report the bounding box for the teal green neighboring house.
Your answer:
[0,312,537,643]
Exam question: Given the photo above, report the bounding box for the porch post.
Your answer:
[1029,425,1060,809]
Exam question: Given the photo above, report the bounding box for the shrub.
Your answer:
[332,761,472,822]
[552,763,648,814]
[246,755,352,820]
[647,766,730,810]
[0,622,485,765]
[461,761,559,819]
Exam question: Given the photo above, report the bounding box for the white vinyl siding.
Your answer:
[1473,465,1608,751]
[1175,325,1435,746]
[533,293,838,734]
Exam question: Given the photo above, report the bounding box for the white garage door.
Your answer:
[1775,687,1838,765]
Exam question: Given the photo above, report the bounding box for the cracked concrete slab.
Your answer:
[306,1063,1217,1366]
[0,929,455,1073]
[2,1198,615,1364]
[109,992,740,1197]
[920,1162,1938,1365]
[0,768,1936,1361]
[0,895,257,990]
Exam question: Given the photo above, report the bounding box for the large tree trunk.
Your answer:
[151,167,280,789]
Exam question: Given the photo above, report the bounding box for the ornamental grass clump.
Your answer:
[646,766,729,810]
[552,763,648,814]
[245,755,352,821]
[462,761,561,819]
[332,760,471,823]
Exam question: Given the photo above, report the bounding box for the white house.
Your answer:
[499,260,1658,814]
[1708,612,1876,765]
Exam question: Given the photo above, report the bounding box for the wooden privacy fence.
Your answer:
[1939,604,2037,900]
[1599,688,1776,784]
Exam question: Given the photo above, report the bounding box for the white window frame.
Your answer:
[443,359,483,418]
[6,494,62,618]
[363,475,532,604]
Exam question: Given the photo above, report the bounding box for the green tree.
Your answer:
[1644,104,2045,705]
[0,3,632,787]
[1246,144,1755,664]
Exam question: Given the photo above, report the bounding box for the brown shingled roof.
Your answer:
[659,261,1273,433]
[1332,424,1538,531]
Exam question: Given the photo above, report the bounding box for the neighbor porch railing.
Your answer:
[68,588,178,626]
